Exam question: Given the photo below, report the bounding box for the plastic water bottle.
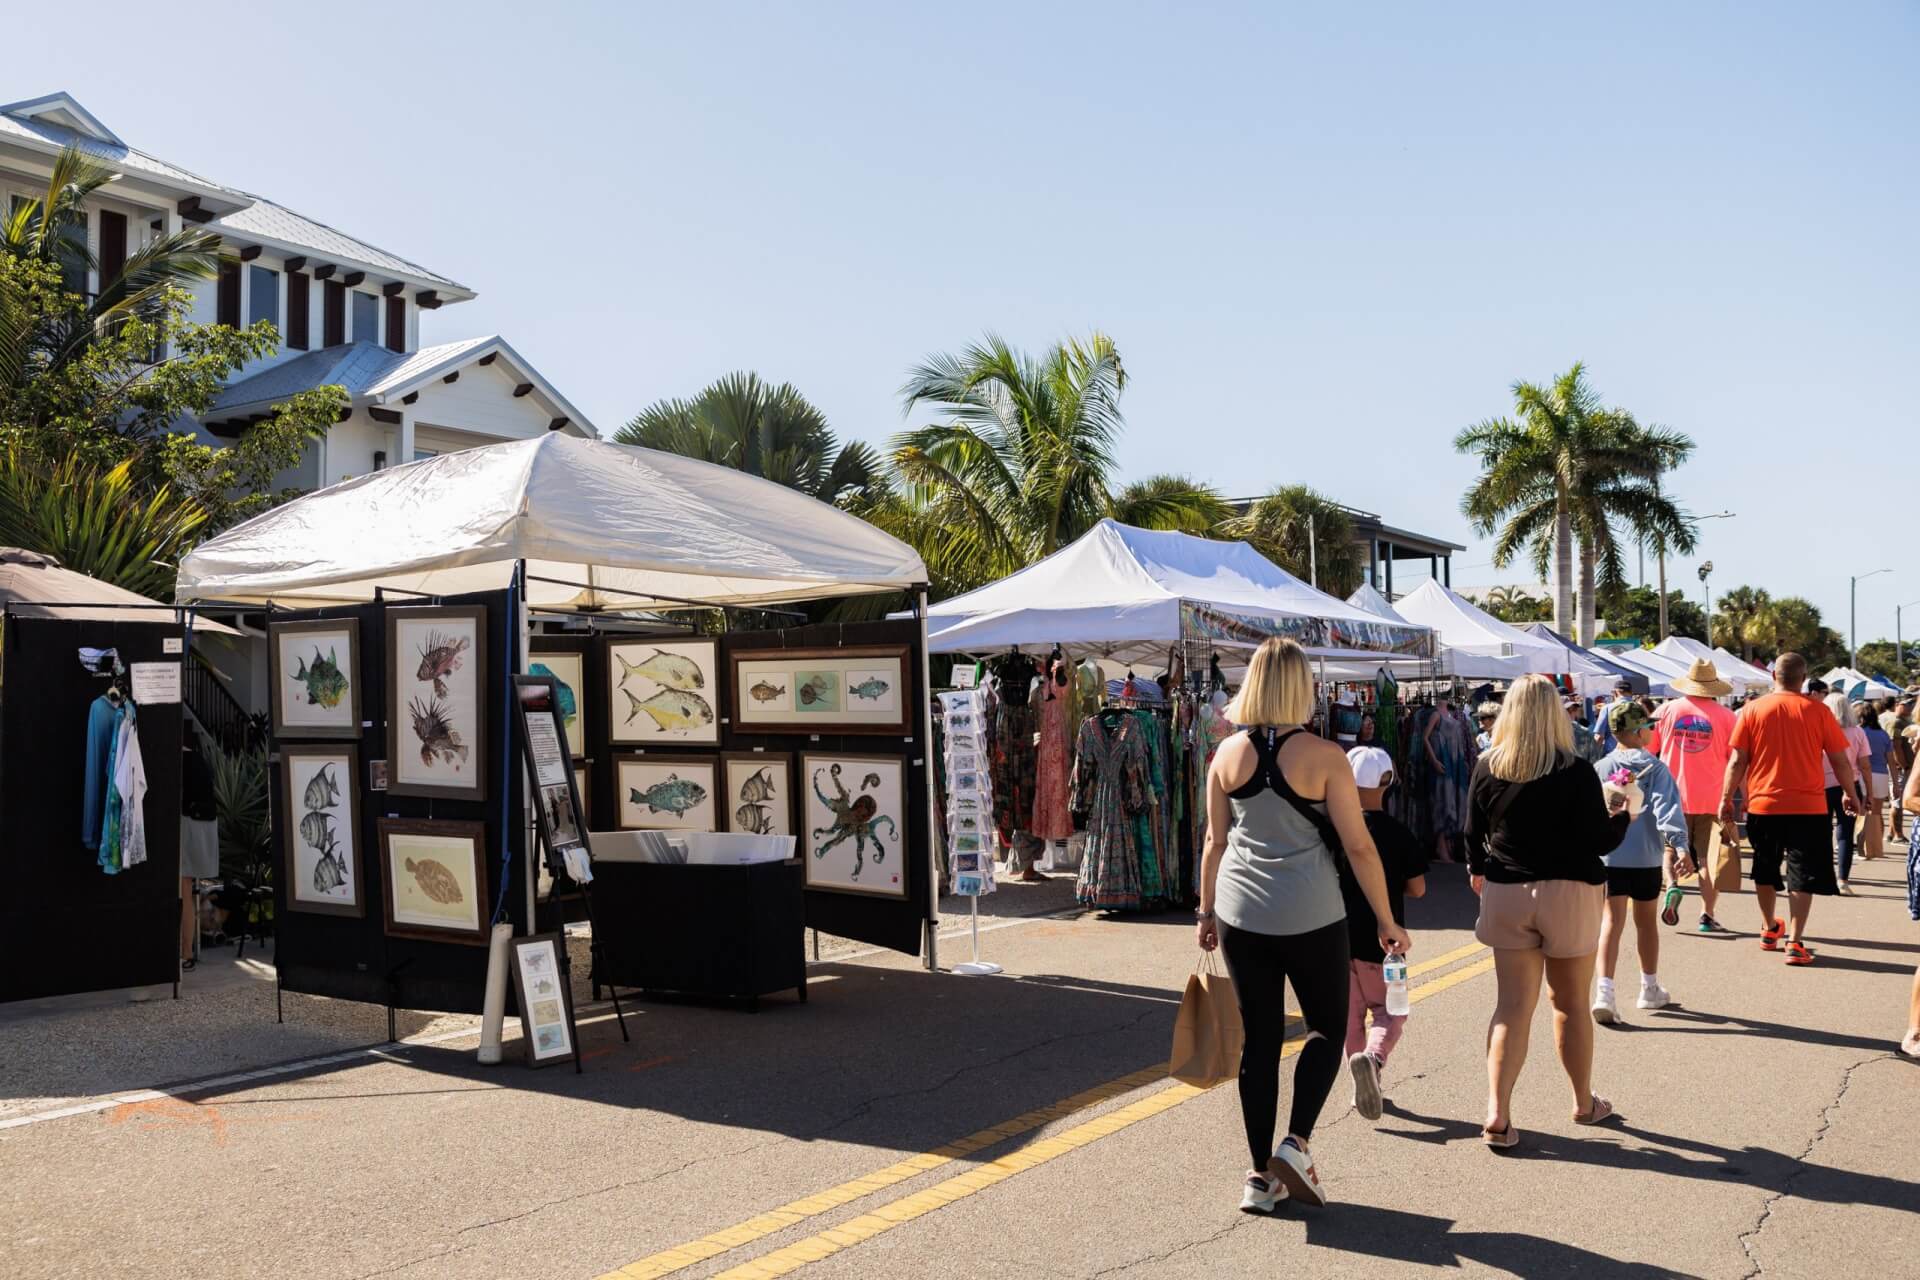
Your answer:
[1383,951,1410,1016]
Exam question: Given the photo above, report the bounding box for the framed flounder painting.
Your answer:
[377,818,488,945]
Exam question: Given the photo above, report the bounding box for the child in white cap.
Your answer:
[1339,745,1428,1121]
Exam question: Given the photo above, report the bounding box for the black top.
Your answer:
[1339,810,1428,963]
[1466,753,1629,884]
[991,652,1038,707]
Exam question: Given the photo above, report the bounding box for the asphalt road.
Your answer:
[2,856,1915,1280]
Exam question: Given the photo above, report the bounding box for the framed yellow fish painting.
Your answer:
[606,638,720,746]
[385,605,489,802]
[730,646,912,735]
[377,818,489,945]
[282,744,362,917]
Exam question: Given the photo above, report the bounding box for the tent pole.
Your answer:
[917,589,940,973]
[517,560,535,933]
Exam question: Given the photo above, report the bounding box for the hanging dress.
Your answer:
[1072,713,1149,909]
[1029,661,1075,841]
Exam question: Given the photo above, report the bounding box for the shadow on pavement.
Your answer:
[1294,1203,1696,1277]
[1644,1008,1904,1055]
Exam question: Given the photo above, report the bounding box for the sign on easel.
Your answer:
[512,675,590,883]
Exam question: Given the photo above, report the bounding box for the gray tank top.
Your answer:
[1213,728,1347,937]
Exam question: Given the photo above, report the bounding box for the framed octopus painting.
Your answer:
[799,753,906,898]
[385,605,488,802]
[377,818,489,945]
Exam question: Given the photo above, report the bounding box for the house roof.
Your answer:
[0,93,470,297]
[209,337,595,438]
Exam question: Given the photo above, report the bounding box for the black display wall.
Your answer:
[0,614,184,1002]
[272,589,528,1016]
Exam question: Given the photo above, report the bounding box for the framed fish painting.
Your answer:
[615,754,719,832]
[730,646,912,735]
[377,818,489,945]
[282,744,362,917]
[269,617,361,740]
[385,605,488,802]
[509,932,578,1069]
[607,638,720,746]
[720,752,795,838]
[528,644,587,759]
[799,752,908,898]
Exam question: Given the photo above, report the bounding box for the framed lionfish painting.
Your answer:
[377,818,489,945]
[385,605,488,802]
[282,744,362,917]
[720,752,795,838]
[269,617,361,740]
[730,646,912,736]
[606,638,720,746]
[799,752,907,898]
[615,754,718,832]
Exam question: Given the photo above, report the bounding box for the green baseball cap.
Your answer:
[1607,700,1650,735]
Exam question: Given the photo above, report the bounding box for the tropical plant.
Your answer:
[1481,585,1552,624]
[615,372,887,507]
[1711,585,1773,660]
[0,446,208,596]
[1598,586,1706,644]
[210,737,273,889]
[1853,641,1914,687]
[1456,363,1696,646]
[887,332,1228,595]
[1219,484,1362,596]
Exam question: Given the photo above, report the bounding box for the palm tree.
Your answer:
[1,144,222,372]
[615,372,887,508]
[1456,364,1695,645]
[889,332,1227,594]
[1712,585,1773,660]
[1219,484,1362,596]
[1571,421,1696,645]
[1482,585,1549,624]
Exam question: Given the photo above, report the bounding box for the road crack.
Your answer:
[1735,1051,1889,1278]
[1089,1214,1255,1276]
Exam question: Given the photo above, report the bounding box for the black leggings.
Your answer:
[1219,918,1351,1167]
[1827,785,1856,881]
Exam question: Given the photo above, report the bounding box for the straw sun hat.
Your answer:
[1670,657,1733,698]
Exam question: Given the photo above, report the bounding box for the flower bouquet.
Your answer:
[1602,766,1643,819]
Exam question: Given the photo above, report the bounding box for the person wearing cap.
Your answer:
[1591,700,1690,1023]
[1655,658,1740,934]
[1337,745,1428,1122]
[1474,702,1499,753]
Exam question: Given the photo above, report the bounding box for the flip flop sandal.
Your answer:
[1482,1123,1519,1150]
[1574,1095,1615,1126]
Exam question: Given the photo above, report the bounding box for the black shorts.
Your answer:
[1745,813,1837,896]
[1605,865,1664,902]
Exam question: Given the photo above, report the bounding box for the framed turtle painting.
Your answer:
[377,818,489,945]
[385,605,488,802]
[281,744,362,917]
[614,754,718,832]
[720,752,795,838]
[607,639,721,746]
[799,753,907,898]
[730,646,912,735]
[528,645,587,759]
[269,617,361,739]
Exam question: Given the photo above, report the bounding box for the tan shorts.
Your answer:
[1475,879,1604,958]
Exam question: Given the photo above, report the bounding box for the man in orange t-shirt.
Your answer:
[1721,652,1858,964]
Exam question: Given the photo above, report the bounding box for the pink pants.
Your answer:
[1345,960,1407,1064]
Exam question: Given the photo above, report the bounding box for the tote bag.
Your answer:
[1168,951,1243,1087]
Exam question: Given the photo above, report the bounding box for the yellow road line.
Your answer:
[600,943,1493,1280]
[701,955,1492,1280]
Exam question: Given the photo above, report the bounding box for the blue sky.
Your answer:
[16,2,1918,642]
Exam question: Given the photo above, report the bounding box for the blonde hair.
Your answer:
[1825,693,1856,729]
[1483,675,1574,783]
[1227,638,1314,727]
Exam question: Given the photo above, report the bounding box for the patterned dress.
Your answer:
[1029,666,1075,841]
[1072,714,1149,909]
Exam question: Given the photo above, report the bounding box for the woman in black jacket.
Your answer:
[1466,676,1630,1148]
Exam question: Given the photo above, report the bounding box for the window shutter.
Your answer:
[385,295,406,353]
[216,259,241,327]
[323,281,345,346]
[287,272,310,350]
[97,210,127,291]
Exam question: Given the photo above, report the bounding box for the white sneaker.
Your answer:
[1637,982,1672,1011]
[1348,1052,1384,1121]
[1239,1171,1285,1214]
[1270,1138,1328,1207]
[1592,986,1620,1025]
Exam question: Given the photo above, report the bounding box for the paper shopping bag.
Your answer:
[1168,953,1243,1087]
[1710,823,1742,894]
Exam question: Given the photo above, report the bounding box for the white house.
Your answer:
[0,91,595,488]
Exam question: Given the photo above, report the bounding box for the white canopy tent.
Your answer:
[1652,636,1770,694]
[176,434,928,609]
[1712,647,1776,692]
[1347,584,1528,682]
[1599,646,1686,698]
[1516,623,1631,696]
[1390,580,1571,676]
[924,520,1432,668]
[1822,667,1903,701]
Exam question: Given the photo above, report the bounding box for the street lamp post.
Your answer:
[1698,561,1714,639]
[1850,568,1891,669]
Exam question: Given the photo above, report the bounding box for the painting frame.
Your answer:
[377,817,490,946]
[606,637,721,747]
[614,753,720,832]
[281,743,363,918]
[730,645,912,735]
[509,931,578,1069]
[528,642,588,760]
[385,605,489,803]
[268,616,362,740]
[799,751,909,899]
[719,751,796,838]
